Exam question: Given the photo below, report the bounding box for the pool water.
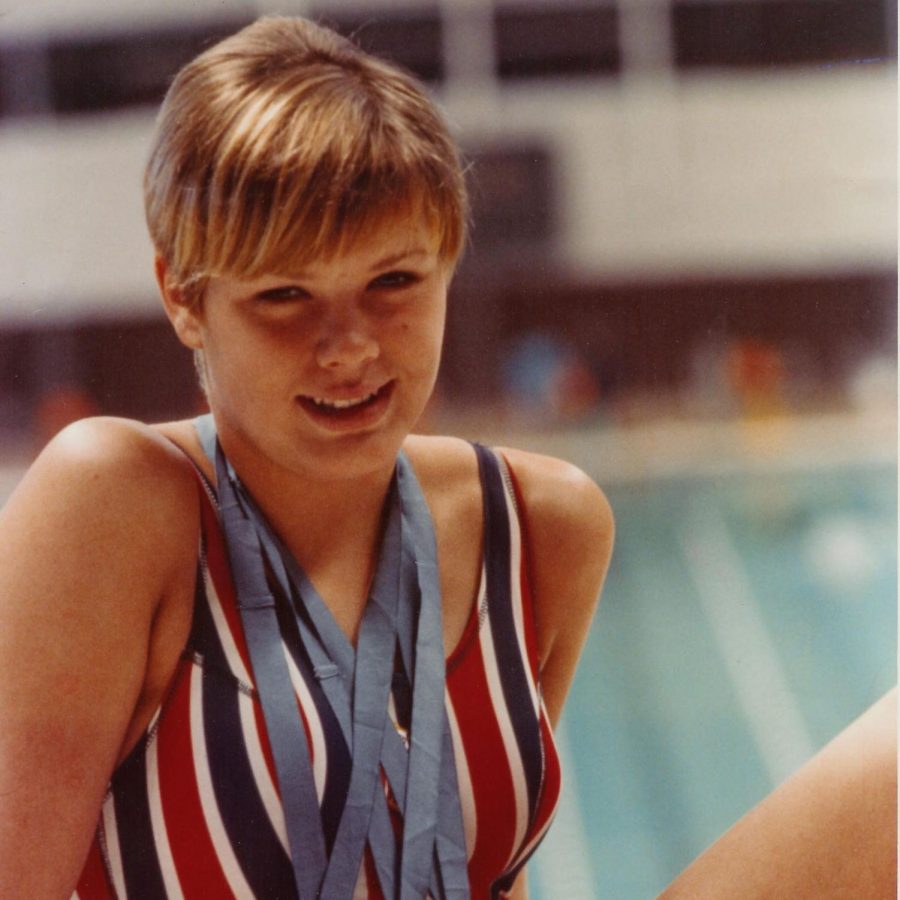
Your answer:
[529,464,896,899]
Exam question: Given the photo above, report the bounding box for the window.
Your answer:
[315,7,444,82]
[494,3,619,79]
[466,143,556,247]
[673,0,893,70]
[0,18,251,119]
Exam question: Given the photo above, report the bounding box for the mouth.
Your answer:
[296,381,394,430]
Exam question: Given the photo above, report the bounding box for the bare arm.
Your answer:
[0,418,195,898]
[660,687,897,899]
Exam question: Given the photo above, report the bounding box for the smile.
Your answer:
[308,389,381,411]
[295,381,394,430]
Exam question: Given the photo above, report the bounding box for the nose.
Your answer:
[314,306,380,371]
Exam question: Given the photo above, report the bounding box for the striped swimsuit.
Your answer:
[74,446,561,899]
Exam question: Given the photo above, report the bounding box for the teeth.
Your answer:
[310,389,378,410]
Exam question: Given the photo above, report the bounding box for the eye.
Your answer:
[255,285,310,302]
[369,270,420,291]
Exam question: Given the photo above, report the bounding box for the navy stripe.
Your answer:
[474,445,544,822]
[193,578,297,897]
[110,745,168,898]
[491,846,531,897]
[201,667,296,896]
[188,555,224,667]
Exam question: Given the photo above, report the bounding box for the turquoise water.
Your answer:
[530,464,897,899]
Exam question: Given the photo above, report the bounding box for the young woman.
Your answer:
[0,16,613,899]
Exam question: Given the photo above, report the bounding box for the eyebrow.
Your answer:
[368,247,433,271]
[264,246,434,284]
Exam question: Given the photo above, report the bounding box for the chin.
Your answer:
[291,427,409,482]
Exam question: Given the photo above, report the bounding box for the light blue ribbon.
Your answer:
[194,415,469,899]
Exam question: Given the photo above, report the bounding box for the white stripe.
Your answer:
[189,664,255,897]
[445,689,477,860]
[499,465,540,716]
[146,717,185,900]
[478,568,529,855]
[680,499,815,784]
[204,563,253,685]
[101,794,127,899]
[285,649,328,803]
[236,688,290,854]
[527,717,597,899]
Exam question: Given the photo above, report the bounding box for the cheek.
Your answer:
[202,333,277,400]
[408,292,446,344]
[398,312,444,371]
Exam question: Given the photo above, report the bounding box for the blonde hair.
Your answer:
[145,16,468,305]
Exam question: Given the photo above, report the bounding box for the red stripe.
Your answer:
[156,662,235,897]
[503,458,542,683]
[73,832,114,899]
[448,453,563,889]
[362,844,385,899]
[200,496,254,679]
[446,634,518,894]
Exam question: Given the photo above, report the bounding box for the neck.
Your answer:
[220,436,398,579]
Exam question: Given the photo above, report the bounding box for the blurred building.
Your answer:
[0,0,896,441]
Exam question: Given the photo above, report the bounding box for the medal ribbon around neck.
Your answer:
[194,415,469,899]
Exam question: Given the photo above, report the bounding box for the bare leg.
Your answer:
[659,688,897,899]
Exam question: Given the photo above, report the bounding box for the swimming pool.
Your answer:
[528,457,896,898]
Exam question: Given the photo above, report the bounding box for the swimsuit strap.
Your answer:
[193,414,469,900]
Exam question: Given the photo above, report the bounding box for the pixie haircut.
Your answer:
[144,16,468,304]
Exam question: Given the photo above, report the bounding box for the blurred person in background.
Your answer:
[0,16,612,899]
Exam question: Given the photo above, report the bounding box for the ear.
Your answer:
[155,255,204,350]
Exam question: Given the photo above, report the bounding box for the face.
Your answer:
[167,215,450,484]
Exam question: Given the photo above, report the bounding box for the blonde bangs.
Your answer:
[145,19,467,301]
[200,116,458,280]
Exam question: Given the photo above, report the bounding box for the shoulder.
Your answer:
[401,436,611,707]
[0,418,203,889]
[8,416,196,506]
[402,434,613,565]
[2,417,200,581]
[498,445,614,572]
